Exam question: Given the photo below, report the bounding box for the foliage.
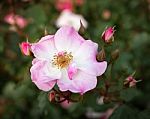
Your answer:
[0,0,150,119]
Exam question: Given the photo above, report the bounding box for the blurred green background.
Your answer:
[0,0,150,119]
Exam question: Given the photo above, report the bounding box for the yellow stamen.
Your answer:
[52,52,73,69]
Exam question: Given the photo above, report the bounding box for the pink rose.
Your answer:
[30,26,107,94]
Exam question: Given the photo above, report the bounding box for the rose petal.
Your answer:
[54,26,84,53]
[73,40,107,76]
[57,69,72,91]
[77,61,107,76]
[73,40,98,62]
[31,35,57,60]
[67,62,78,80]
[31,60,61,82]
[34,80,56,92]
[71,70,97,94]
[30,60,61,91]
[57,69,97,94]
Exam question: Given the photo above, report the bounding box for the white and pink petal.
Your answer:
[54,26,84,53]
[31,35,57,60]
[77,61,107,76]
[70,70,97,94]
[34,80,56,92]
[30,60,61,91]
[73,40,98,62]
[57,69,73,92]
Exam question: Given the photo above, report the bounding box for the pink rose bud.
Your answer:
[48,90,56,102]
[4,13,28,29]
[19,42,31,56]
[124,76,141,87]
[60,100,73,109]
[111,49,119,60]
[101,27,115,44]
[96,47,106,62]
[15,15,28,28]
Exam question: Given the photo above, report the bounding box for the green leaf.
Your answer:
[109,105,138,119]
[25,5,47,25]
[120,88,141,102]
[138,110,150,119]
[0,36,4,53]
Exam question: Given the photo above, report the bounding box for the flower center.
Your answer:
[52,51,73,69]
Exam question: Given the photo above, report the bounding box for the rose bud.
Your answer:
[103,96,111,104]
[4,13,28,29]
[101,26,115,44]
[19,41,31,56]
[60,100,73,109]
[124,76,141,87]
[111,49,119,61]
[102,9,111,20]
[48,90,56,102]
[96,47,106,62]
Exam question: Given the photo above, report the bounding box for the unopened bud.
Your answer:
[124,76,141,87]
[102,9,111,20]
[96,47,106,61]
[111,49,119,60]
[48,90,56,102]
[19,41,31,56]
[103,96,111,104]
[55,94,61,102]
[101,26,115,44]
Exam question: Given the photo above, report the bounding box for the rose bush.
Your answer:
[0,0,149,119]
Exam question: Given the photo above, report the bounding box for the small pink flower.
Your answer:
[4,13,28,29]
[101,27,115,43]
[30,26,107,94]
[19,42,31,56]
